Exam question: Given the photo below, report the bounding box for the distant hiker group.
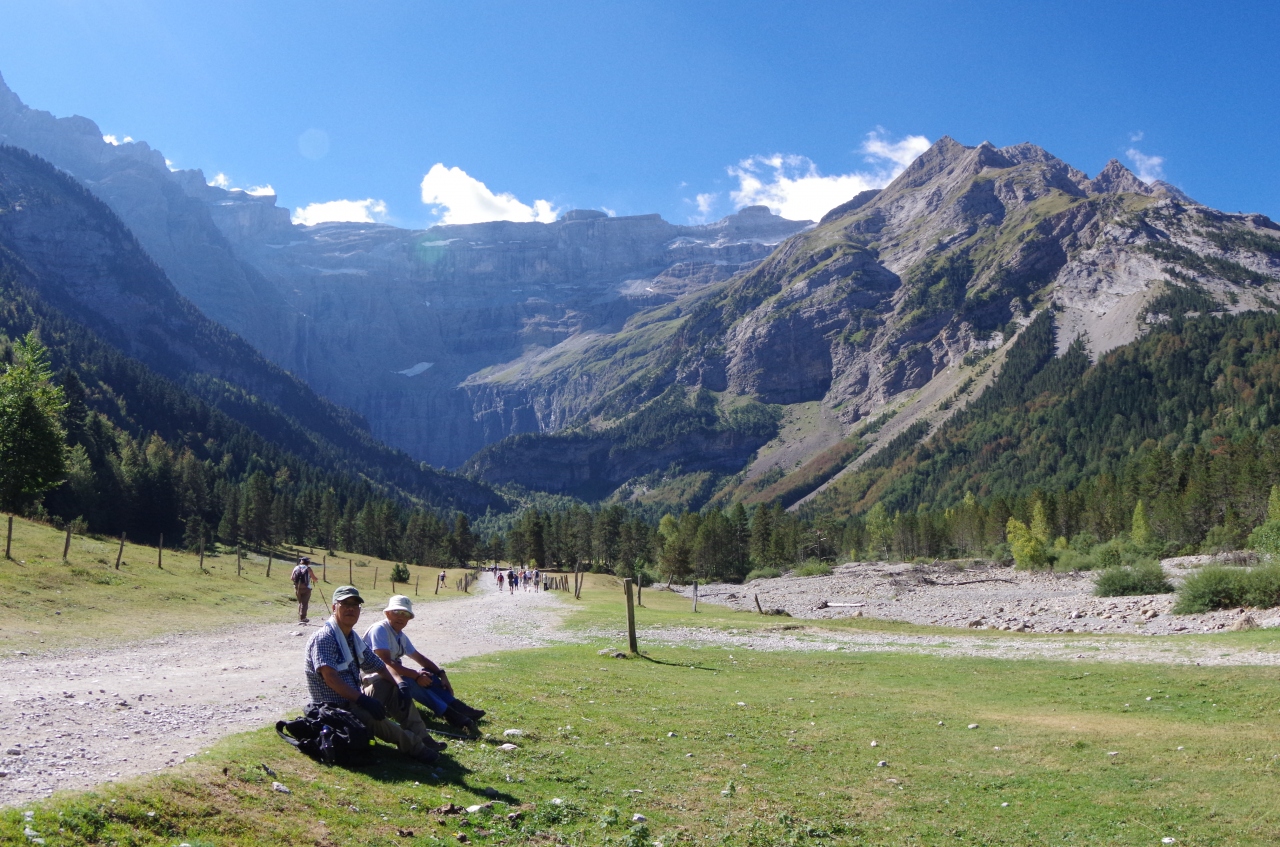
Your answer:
[281,564,488,767]
[496,565,540,593]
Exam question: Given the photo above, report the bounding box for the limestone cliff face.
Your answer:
[0,71,811,467]
[207,205,810,467]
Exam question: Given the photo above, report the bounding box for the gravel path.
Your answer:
[0,578,573,808]
[591,622,1280,667]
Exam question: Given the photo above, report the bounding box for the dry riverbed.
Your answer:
[675,555,1280,636]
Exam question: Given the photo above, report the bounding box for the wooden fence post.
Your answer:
[322,555,327,583]
[373,567,378,589]
[434,572,440,594]
[415,574,420,596]
[5,515,12,559]
[692,580,698,613]
[62,525,72,560]
[157,534,163,569]
[624,578,638,654]
[266,552,272,578]
[637,582,642,607]
[237,548,242,576]
[115,532,126,569]
[348,559,353,584]
[198,539,205,572]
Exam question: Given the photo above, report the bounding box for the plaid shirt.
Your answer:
[304,620,387,705]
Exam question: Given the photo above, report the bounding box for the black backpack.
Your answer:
[276,703,373,765]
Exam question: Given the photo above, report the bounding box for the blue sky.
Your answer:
[1,1,1277,228]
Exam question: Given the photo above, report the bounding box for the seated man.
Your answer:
[364,595,487,735]
[303,585,445,764]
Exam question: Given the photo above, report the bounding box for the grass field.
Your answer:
[0,514,478,653]
[5,518,1280,845]
[3,645,1278,845]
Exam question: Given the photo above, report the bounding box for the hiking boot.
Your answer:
[413,746,439,765]
[423,734,448,752]
[458,703,486,720]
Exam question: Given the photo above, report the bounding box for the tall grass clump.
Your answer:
[1174,562,1280,613]
[1094,561,1173,597]
[744,567,782,582]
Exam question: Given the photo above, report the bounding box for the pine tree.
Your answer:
[0,333,68,512]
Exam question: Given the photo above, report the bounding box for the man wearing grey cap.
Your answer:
[303,585,444,763]
[363,595,487,736]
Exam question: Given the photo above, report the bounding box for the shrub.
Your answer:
[1094,562,1173,597]
[1247,519,1280,555]
[1174,566,1250,613]
[744,567,782,582]
[1052,548,1098,571]
[793,560,833,577]
[389,562,411,583]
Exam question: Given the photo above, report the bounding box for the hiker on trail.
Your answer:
[291,557,318,623]
[363,595,486,735]
[303,585,445,764]
[507,568,516,594]
[439,571,447,590]
[533,568,541,592]
[496,571,504,589]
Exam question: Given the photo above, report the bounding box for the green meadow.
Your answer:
[2,517,1279,845]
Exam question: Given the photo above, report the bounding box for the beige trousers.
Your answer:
[358,677,434,755]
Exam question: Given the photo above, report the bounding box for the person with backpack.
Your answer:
[291,557,318,623]
[302,585,444,764]
[363,595,487,736]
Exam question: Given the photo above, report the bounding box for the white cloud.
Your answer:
[695,193,716,215]
[601,207,617,217]
[1125,148,1165,183]
[102,134,133,146]
[728,129,930,221]
[206,172,275,196]
[292,198,388,226]
[1129,130,1145,142]
[419,163,558,225]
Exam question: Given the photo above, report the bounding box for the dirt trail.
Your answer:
[0,578,572,808]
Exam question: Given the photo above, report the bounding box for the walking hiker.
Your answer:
[496,571,504,590]
[363,595,487,735]
[292,557,318,623]
[302,585,444,764]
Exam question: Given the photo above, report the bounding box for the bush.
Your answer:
[389,562,411,583]
[1175,562,1280,613]
[1174,566,1250,613]
[1094,562,1173,597]
[744,567,782,582]
[1052,548,1098,571]
[793,560,833,577]
[1247,519,1280,555]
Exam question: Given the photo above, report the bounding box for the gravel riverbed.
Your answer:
[673,556,1280,636]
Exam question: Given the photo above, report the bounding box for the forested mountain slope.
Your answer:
[463,138,1280,512]
[0,143,501,514]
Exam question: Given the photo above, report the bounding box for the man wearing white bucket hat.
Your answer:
[363,595,487,736]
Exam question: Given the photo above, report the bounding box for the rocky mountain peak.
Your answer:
[1085,159,1152,196]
